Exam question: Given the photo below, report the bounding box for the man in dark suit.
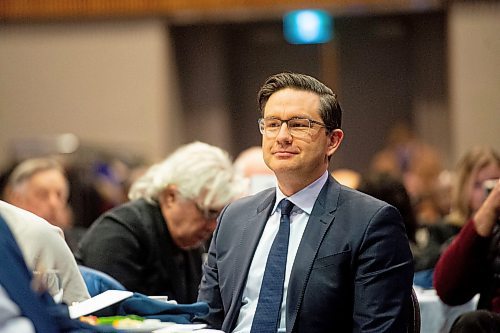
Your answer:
[197,72,413,332]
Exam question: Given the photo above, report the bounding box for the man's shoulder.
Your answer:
[0,201,71,272]
[99,199,158,225]
[334,185,394,220]
[338,185,387,206]
[84,199,161,244]
[227,188,275,210]
[0,200,63,238]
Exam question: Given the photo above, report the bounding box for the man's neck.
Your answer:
[276,170,327,196]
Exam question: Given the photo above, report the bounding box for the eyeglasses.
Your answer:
[195,202,221,220]
[258,117,326,138]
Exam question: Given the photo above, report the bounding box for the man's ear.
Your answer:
[326,129,344,157]
[158,185,177,207]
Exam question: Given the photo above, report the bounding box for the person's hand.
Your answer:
[32,266,63,303]
[473,179,500,237]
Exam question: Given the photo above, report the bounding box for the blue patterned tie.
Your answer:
[251,199,294,333]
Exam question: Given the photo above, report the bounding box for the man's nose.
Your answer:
[276,122,292,142]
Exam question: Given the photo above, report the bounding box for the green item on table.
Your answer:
[97,315,145,325]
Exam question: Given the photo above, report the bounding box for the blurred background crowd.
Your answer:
[1,129,498,284]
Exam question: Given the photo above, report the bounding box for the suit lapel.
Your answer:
[286,177,341,332]
[225,189,276,329]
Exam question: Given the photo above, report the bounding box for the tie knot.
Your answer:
[280,199,294,217]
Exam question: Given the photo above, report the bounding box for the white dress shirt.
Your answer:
[233,171,329,333]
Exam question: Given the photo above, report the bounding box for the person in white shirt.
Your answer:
[0,200,89,305]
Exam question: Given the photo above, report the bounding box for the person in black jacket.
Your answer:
[76,142,243,303]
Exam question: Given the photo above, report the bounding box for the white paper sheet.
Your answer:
[68,290,133,319]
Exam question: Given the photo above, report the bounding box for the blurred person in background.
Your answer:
[0,200,90,305]
[234,146,273,178]
[76,141,243,303]
[417,146,500,275]
[331,168,361,189]
[434,147,500,332]
[4,157,90,253]
[5,157,72,231]
[234,146,275,196]
[370,122,445,227]
[413,169,453,228]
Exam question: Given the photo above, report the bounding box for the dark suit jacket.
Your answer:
[76,199,203,304]
[197,176,413,332]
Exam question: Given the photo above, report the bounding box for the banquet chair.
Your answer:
[78,265,126,297]
[408,287,421,333]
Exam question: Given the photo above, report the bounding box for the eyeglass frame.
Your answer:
[258,117,328,138]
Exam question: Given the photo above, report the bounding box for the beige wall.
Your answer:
[448,2,500,162]
[1,8,499,170]
[0,19,182,167]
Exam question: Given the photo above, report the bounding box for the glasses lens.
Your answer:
[260,118,281,137]
[288,118,310,138]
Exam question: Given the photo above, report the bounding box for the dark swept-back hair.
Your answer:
[257,72,342,131]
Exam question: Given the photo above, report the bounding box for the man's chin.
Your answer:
[269,162,298,174]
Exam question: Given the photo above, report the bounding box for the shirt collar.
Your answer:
[274,170,329,214]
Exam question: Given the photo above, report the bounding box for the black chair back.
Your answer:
[408,287,421,333]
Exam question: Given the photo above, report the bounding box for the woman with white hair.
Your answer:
[76,142,242,303]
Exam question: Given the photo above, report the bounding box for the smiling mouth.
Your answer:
[274,151,296,157]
